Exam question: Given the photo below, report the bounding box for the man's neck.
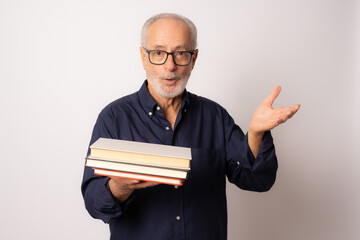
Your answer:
[147,84,183,130]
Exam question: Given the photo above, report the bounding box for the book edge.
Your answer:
[85,158,188,179]
[93,168,184,186]
[86,156,190,171]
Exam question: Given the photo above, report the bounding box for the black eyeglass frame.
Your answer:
[143,48,196,66]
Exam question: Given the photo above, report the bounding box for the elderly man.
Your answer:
[82,13,300,240]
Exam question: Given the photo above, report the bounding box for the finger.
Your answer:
[276,104,301,124]
[293,104,301,111]
[112,177,140,185]
[133,181,159,189]
[128,180,141,185]
[291,104,301,115]
[286,104,301,119]
[263,86,281,106]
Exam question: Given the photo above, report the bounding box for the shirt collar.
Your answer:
[138,80,190,115]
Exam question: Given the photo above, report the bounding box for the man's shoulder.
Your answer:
[99,91,139,116]
[188,91,226,112]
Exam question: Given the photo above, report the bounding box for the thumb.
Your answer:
[263,86,281,106]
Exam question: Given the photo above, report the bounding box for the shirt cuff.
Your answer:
[233,131,276,171]
[249,131,277,171]
[93,177,135,223]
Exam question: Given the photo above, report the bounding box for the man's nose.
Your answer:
[163,54,177,71]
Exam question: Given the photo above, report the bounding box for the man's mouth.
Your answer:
[160,74,180,82]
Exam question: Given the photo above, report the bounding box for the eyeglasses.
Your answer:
[143,48,195,66]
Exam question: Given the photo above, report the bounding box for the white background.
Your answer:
[1,0,359,239]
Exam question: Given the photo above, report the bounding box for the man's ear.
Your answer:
[191,49,199,70]
[140,47,147,70]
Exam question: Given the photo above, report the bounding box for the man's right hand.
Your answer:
[108,177,158,203]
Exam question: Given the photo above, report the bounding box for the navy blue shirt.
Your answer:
[81,81,278,240]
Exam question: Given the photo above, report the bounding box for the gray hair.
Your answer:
[141,13,198,49]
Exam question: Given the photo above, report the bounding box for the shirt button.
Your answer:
[156,106,161,111]
[237,161,240,165]
[176,216,181,221]
[174,185,178,189]
[184,109,187,113]
[165,126,170,131]
[148,112,153,116]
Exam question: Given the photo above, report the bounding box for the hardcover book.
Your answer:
[85,138,192,185]
[88,138,191,168]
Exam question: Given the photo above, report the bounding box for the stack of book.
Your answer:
[85,138,192,186]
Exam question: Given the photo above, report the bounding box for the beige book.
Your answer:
[89,138,191,169]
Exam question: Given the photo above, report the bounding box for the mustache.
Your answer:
[159,73,181,80]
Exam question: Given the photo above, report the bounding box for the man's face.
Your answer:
[140,18,198,99]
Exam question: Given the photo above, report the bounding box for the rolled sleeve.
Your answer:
[226,131,278,192]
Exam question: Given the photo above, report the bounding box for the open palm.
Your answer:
[249,86,301,135]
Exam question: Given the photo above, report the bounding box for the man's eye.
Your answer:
[155,51,163,56]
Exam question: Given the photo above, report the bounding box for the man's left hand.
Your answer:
[247,86,300,158]
[249,86,301,136]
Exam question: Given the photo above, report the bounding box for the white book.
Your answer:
[86,158,188,179]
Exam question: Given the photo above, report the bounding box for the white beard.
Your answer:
[147,71,191,99]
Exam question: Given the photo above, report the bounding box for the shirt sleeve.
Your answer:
[223,109,278,192]
[81,114,135,223]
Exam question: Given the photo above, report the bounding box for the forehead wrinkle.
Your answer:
[151,44,188,51]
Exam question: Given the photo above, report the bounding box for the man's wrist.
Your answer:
[248,129,264,139]
[108,178,133,203]
[247,130,264,158]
